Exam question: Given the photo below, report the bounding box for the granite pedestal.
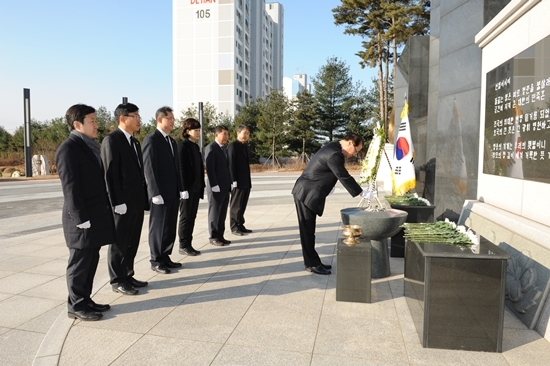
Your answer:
[340,208,408,278]
[404,240,510,352]
[390,204,435,257]
[336,238,371,303]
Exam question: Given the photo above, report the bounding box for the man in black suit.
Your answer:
[205,125,231,246]
[227,125,253,236]
[142,106,183,274]
[177,118,205,256]
[292,133,367,275]
[55,104,116,321]
[101,103,149,295]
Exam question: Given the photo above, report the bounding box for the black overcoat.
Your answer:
[55,134,116,249]
[292,141,363,216]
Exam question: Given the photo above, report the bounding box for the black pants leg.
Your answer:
[67,246,101,312]
[208,190,229,240]
[294,197,321,267]
[109,211,144,285]
[178,192,200,248]
[230,187,250,231]
[149,197,179,265]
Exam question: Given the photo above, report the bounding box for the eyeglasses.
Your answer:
[190,128,201,132]
[353,145,362,155]
[125,114,141,120]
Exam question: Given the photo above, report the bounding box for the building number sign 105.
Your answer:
[196,9,210,18]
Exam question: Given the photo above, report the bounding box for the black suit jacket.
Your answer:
[55,133,116,249]
[227,140,251,189]
[142,129,182,201]
[178,138,205,197]
[205,141,231,192]
[101,129,149,212]
[292,141,363,216]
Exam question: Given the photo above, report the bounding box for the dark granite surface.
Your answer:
[413,240,510,259]
[336,238,372,303]
[404,239,508,352]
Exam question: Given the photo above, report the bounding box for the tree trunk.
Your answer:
[385,45,390,140]
[302,137,306,163]
[272,132,275,170]
[377,33,386,136]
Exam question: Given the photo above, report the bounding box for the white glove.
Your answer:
[152,195,165,205]
[212,185,220,193]
[232,181,237,189]
[362,189,377,200]
[114,203,127,215]
[76,220,91,229]
[328,187,335,196]
[181,191,189,199]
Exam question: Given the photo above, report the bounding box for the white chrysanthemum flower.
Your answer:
[418,197,431,205]
[466,229,478,244]
[444,218,457,229]
[456,225,466,233]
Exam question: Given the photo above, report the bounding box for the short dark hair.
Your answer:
[182,118,201,138]
[155,106,173,119]
[114,103,139,122]
[65,104,96,131]
[237,124,250,133]
[214,125,229,134]
[343,133,364,147]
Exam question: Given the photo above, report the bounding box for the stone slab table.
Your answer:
[336,238,372,303]
[340,208,408,278]
[404,240,510,352]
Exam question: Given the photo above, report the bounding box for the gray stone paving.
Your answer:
[1,174,549,365]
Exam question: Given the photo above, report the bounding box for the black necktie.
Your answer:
[130,137,141,166]
[166,136,173,156]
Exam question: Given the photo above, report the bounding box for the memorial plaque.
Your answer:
[484,34,550,183]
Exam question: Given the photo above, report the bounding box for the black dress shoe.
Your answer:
[190,247,201,255]
[128,277,148,288]
[88,301,110,312]
[179,247,198,256]
[220,238,231,244]
[210,239,225,246]
[151,264,171,274]
[113,283,138,295]
[165,259,182,268]
[232,230,244,236]
[68,310,103,321]
[321,263,332,270]
[239,226,253,233]
[305,265,331,275]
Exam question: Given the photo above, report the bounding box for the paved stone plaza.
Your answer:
[1,173,550,365]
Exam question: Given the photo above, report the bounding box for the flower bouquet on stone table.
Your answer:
[385,193,431,206]
[402,218,478,247]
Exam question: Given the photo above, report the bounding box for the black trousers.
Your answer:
[230,187,250,231]
[108,211,144,285]
[148,197,179,266]
[294,197,321,268]
[178,192,200,248]
[207,189,229,240]
[67,246,101,312]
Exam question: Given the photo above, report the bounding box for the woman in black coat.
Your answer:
[177,118,205,255]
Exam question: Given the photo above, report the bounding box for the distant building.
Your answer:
[172,0,284,117]
[283,73,310,100]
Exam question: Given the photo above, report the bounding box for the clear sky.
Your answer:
[0,0,377,134]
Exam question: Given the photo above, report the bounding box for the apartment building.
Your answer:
[173,0,284,118]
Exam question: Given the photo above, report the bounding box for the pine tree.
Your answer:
[333,0,429,137]
[312,56,354,142]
